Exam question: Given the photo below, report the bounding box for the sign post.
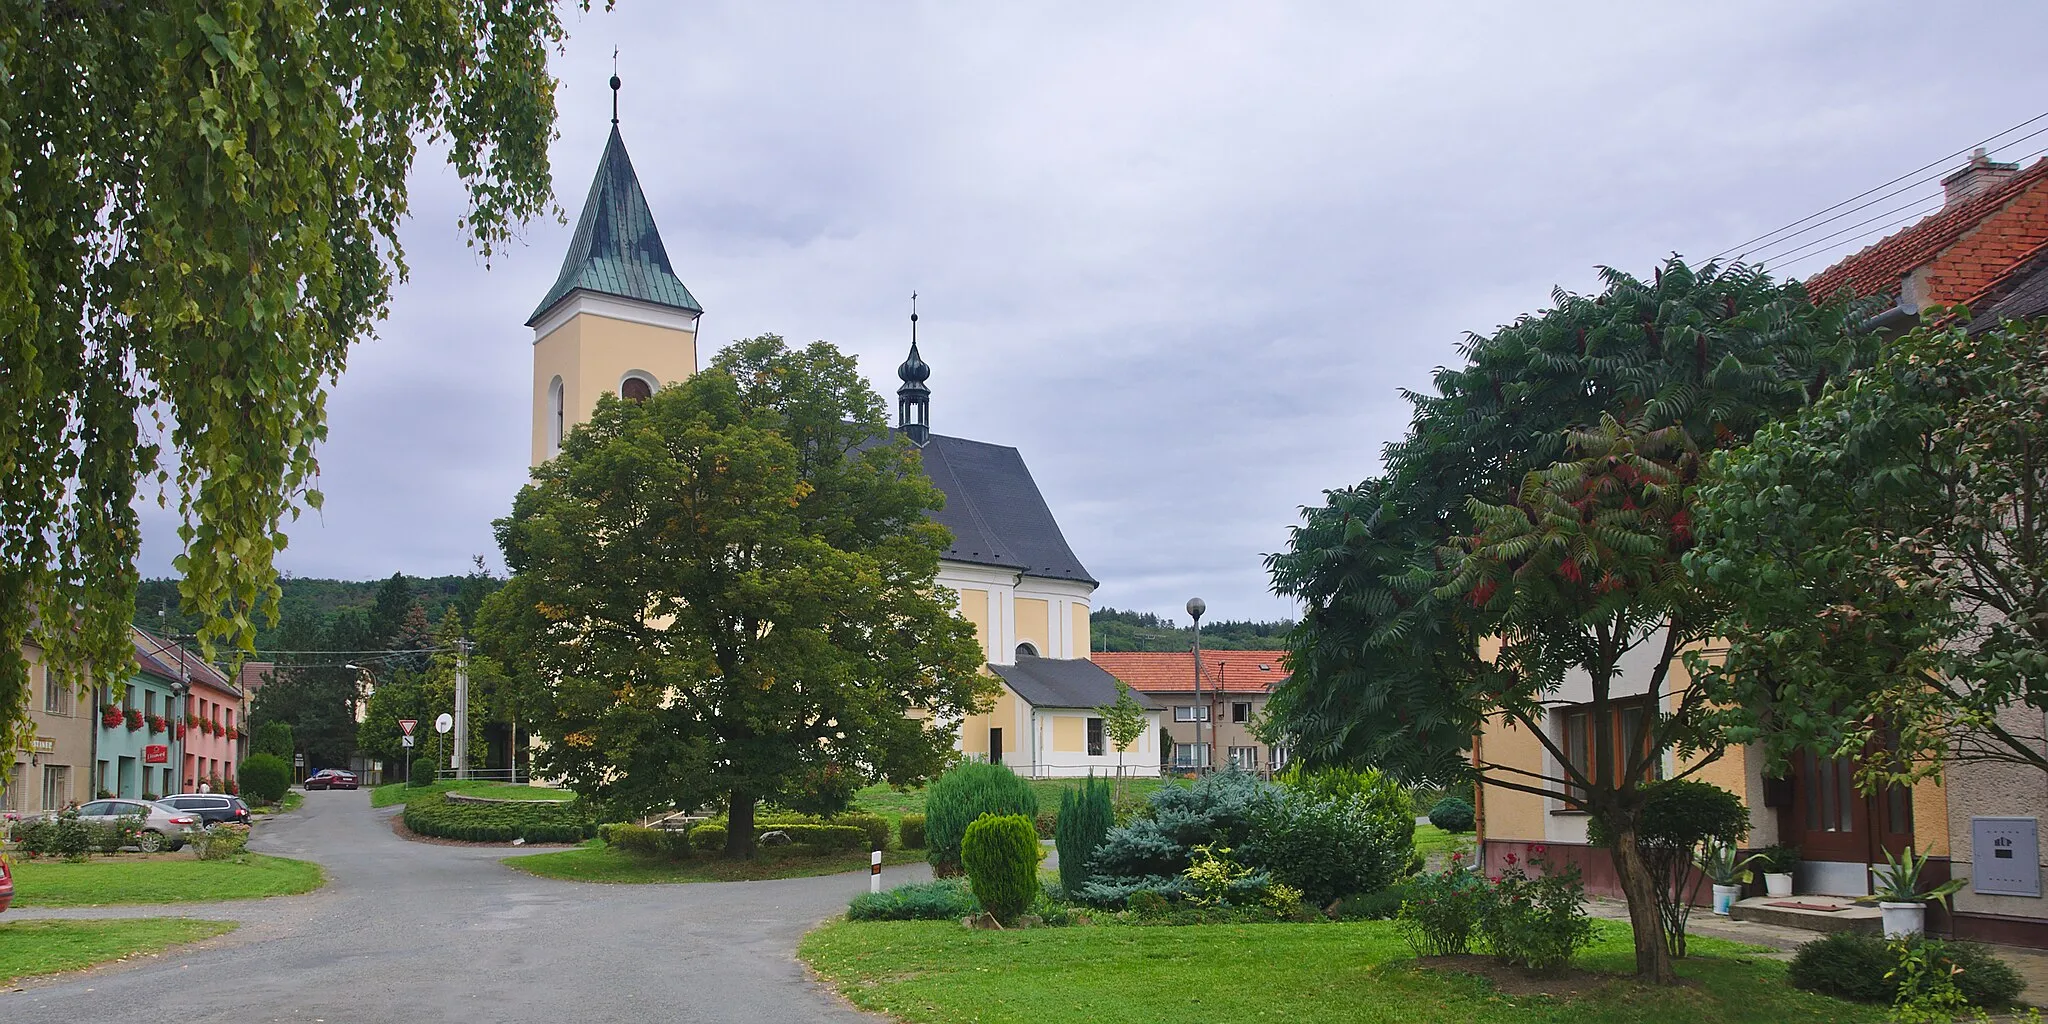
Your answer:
[870,849,883,893]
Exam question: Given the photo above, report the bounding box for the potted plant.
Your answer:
[1872,846,1964,938]
[125,709,145,731]
[1696,839,1763,916]
[1755,844,1800,897]
[101,704,124,728]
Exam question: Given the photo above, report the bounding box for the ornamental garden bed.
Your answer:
[394,790,594,845]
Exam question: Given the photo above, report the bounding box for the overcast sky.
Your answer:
[134,1,2048,624]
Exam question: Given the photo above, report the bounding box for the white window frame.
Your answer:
[1173,705,1210,723]
[1172,742,1210,768]
[1227,745,1260,768]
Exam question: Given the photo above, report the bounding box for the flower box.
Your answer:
[125,709,145,731]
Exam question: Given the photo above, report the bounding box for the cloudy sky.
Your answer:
[135,0,2048,623]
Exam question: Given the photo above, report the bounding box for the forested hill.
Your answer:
[135,572,487,651]
[1090,607,1295,652]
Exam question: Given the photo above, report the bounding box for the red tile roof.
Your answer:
[1805,158,2048,303]
[1091,650,1292,694]
[131,626,238,696]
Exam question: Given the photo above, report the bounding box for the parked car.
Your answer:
[70,799,200,852]
[161,794,253,829]
[302,769,359,791]
[0,856,13,913]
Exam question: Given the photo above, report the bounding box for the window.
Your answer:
[1802,750,1857,833]
[1559,697,1658,806]
[988,727,1003,766]
[44,671,71,715]
[1227,745,1259,769]
[1086,717,1105,757]
[1172,743,1211,769]
[1231,701,1251,724]
[5,765,25,811]
[43,765,68,810]
[1015,642,1039,660]
[620,375,653,402]
[547,376,565,456]
[1173,705,1209,723]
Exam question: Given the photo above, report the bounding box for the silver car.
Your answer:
[71,798,201,852]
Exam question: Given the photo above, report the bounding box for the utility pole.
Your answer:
[1187,597,1207,774]
[453,639,470,780]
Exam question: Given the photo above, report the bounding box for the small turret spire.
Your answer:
[897,292,931,448]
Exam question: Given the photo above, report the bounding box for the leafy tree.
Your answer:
[480,336,990,857]
[0,1,573,756]
[250,721,295,760]
[249,607,364,768]
[1691,316,2048,781]
[1095,681,1149,792]
[1267,258,1858,981]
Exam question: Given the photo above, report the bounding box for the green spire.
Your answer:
[527,125,702,326]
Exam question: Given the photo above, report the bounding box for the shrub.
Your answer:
[13,815,94,859]
[1034,809,1058,840]
[689,823,728,852]
[962,814,1040,925]
[95,814,145,853]
[1752,844,1801,874]
[609,824,670,856]
[251,720,294,759]
[1054,775,1113,895]
[400,793,596,843]
[1398,859,1486,956]
[1589,779,1748,959]
[1079,768,1275,906]
[824,812,889,851]
[1427,796,1474,833]
[1477,850,1594,975]
[1243,782,1415,906]
[1788,933,2025,1008]
[409,758,438,787]
[191,824,251,861]
[847,879,980,922]
[924,762,1039,875]
[238,754,291,805]
[1333,881,1411,921]
[763,824,866,852]
[898,813,926,850]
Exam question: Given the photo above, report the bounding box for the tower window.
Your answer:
[547,376,565,456]
[620,375,653,402]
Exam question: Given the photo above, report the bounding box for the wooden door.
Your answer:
[1791,750,1915,863]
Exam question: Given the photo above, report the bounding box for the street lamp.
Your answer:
[1187,597,1207,773]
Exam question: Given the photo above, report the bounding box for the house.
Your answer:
[96,629,193,799]
[1092,650,1291,774]
[6,639,95,814]
[177,647,245,794]
[522,86,1161,780]
[1474,149,2048,946]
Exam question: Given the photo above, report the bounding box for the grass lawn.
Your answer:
[854,776,1179,825]
[370,780,574,808]
[7,853,325,907]
[799,919,1882,1024]
[1414,824,1471,858]
[0,918,238,985]
[505,842,925,884]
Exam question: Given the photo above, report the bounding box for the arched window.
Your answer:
[546,376,565,456]
[619,371,656,402]
[1015,641,1040,660]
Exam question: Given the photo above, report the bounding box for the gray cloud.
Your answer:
[138,0,2048,623]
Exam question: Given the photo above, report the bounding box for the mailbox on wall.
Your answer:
[1971,817,2041,898]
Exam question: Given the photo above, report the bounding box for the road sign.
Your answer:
[398,719,418,737]
[401,735,416,748]
[434,713,454,735]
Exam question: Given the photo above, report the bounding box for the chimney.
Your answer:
[1942,148,2020,207]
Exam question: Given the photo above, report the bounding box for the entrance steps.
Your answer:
[1730,894,1881,935]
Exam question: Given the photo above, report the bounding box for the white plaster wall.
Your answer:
[1946,700,2048,920]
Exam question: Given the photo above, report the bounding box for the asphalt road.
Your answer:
[2,789,929,1023]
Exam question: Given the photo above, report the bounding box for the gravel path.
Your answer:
[1,789,927,1022]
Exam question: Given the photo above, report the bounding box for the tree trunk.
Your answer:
[725,789,756,859]
[1608,819,1677,983]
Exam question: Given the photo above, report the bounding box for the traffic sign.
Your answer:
[434,713,454,735]
[401,735,416,748]
[398,718,418,737]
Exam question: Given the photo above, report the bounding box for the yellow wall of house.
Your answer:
[958,588,991,661]
[1479,714,1547,842]
[1016,598,1049,656]
[1072,604,1090,657]
[1052,716,1084,753]
[960,684,1020,757]
[1914,776,1950,857]
[531,311,698,466]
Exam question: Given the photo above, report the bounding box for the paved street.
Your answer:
[2,791,927,1023]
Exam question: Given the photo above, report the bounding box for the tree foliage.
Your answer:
[480,336,991,857]
[1691,316,2048,781]
[0,1,573,755]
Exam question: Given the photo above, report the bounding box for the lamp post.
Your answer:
[1187,597,1207,773]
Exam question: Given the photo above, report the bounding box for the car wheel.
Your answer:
[137,829,166,853]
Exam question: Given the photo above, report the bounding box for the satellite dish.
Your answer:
[434,713,454,735]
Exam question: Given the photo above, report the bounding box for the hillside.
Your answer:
[1090,607,1294,653]
[134,574,480,651]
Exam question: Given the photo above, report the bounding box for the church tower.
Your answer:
[528,75,702,466]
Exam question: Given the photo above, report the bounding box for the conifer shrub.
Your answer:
[1427,796,1475,833]
[1079,768,1274,905]
[898,813,927,849]
[962,813,1040,925]
[237,754,291,805]
[1054,774,1114,894]
[847,878,981,921]
[924,761,1038,875]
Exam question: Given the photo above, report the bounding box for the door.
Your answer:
[1790,749,1917,890]
[988,728,1002,766]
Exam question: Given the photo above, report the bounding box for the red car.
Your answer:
[0,856,14,914]
[303,769,359,791]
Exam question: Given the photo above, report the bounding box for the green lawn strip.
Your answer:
[8,854,325,908]
[370,780,573,809]
[1414,824,1471,858]
[797,919,1879,1024]
[0,918,238,985]
[505,843,924,884]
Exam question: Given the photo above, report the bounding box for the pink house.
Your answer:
[173,649,245,794]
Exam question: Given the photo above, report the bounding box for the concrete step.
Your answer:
[1729,894,1881,935]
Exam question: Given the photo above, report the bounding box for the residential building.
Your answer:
[1093,650,1291,774]
[99,629,195,799]
[179,647,244,793]
[522,90,1159,779]
[7,639,95,814]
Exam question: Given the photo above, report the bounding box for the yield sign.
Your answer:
[398,719,418,737]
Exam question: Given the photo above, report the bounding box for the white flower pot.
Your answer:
[1880,901,1926,939]
[1712,883,1741,916]
[1764,872,1794,898]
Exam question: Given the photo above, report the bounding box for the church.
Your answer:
[523,87,1161,779]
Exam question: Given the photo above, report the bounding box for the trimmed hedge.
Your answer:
[898,813,926,850]
[754,811,889,850]
[1788,932,2024,1007]
[401,792,595,843]
[238,754,291,805]
[963,814,1040,925]
[848,879,980,921]
[690,823,728,851]
[925,761,1038,874]
[1427,796,1474,833]
[761,824,866,852]
[605,823,695,859]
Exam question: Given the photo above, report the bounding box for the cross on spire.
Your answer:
[610,49,621,125]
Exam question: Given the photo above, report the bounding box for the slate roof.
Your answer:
[1966,240,2048,330]
[527,126,703,326]
[1805,157,2048,303]
[917,432,1095,585]
[989,657,1161,710]
[1091,650,1292,694]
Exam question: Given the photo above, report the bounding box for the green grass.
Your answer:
[0,918,239,985]
[854,776,1179,826]
[370,779,574,808]
[7,854,326,907]
[1414,824,1472,858]
[799,919,1882,1024]
[504,842,925,884]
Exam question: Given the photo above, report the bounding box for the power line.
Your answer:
[1713,109,2048,261]
[1764,142,2048,275]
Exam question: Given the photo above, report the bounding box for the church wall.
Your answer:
[1015,598,1050,658]
[530,299,699,466]
[573,314,696,413]
[1072,605,1090,656]
[957,588,991,662]
[1051,715,1084,753]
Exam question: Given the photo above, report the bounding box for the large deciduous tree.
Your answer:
[0,1,575,755]
[1267,259,1859,981]
[480,336,990,857]
[1691,316,2048,781]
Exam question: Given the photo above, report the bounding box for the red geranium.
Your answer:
[176,724,188,740]
[148,715,167,734]
[101,705,124,728]
[125,709,145,731]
